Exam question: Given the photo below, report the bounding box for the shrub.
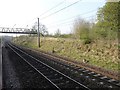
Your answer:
[83,38,92,44]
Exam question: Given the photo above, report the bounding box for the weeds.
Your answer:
[13,36,119,71]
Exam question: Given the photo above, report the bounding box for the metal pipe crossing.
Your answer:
[0,27,37,34]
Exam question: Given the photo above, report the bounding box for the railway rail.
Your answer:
[13,44,120,88]
[6,42,90,89]
[4,42,120,89]
[32,52,120,88]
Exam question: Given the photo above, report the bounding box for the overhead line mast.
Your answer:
[38,18,40,48]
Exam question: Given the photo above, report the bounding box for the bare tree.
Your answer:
[54,29,61,37]
[31,22,48,36]
[73,18,91,39]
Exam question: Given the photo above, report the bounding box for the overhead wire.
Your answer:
[47,15,96,29]
[20,0,65,28]
[22,0,97,32]
[21,0,82,29]
[54,9,97,23]
[40,0,81,20]
[39,0,65,17]
[45,9,97,27]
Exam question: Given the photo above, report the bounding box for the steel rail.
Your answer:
[7,43,90,89]
[8,44,61,90]
[13,43,120,88]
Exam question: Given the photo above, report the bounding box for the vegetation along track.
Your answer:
[6,42,90,89]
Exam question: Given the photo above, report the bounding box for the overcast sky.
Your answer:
[0,0,106,35]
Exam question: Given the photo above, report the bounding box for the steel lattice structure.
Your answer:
[0,27,37,34]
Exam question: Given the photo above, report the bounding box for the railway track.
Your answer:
[11,43,120,89]
[6,42,90,89]
[34,53,120,88]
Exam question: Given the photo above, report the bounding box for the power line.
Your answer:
[40,0,81,20]
[21,0,81,29]
[47,15,96,29]
[46,9,97,27]
[26,9,97,27]
[55,9,97,23]
[39,0,65,17]
[21,9,97,32]
[20,0,65,29]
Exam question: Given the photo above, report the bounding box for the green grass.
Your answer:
[13,36,119,71]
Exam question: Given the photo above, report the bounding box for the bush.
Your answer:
[83,38,92,44]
